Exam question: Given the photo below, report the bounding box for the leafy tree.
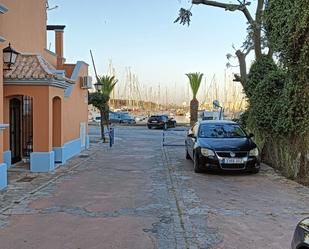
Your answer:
[89,75,118,142]
[186,72,203,125]
[176,0,309,181]
[265,0,309,136]
[175,0,269,86]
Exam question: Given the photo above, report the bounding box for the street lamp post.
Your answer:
[94,82,103,92]
[3,43,19,70]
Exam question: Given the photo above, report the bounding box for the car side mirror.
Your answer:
[188,133,195,138]
[248,133,254,138]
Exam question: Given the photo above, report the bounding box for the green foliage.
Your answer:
[244,56,277,99]
[266,0,309,78]
[88,75,118,111]
[265,0,294,61]
[241,0,309,140]
[88,92,108,111]
[98,75,118,99]
[186,72,203,98]
[248,68,286,133]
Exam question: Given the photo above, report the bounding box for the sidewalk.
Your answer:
[0,148,96,213]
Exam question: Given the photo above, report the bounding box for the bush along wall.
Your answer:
[240,0,309,184]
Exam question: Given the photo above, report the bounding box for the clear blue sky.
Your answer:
[47,0,252,104]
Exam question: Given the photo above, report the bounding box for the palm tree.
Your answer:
[89,75,118,142]
[186,72,203,126]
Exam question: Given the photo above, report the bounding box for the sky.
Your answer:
[47,0,252,105]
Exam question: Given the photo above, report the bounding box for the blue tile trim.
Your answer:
[3,150,11,169]
[52,137,87,166]
[64,61,89,97]
[86,135,90,149]
[53,147,65,164]
[63,138,82,162]
[30,151,55,173]
[64,85,73,97]
[0,163,7,190]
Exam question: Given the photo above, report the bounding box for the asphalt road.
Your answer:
[0,126,308,249]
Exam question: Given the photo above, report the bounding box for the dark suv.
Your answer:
[147,115,176,130]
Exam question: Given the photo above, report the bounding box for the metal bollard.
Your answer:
[109,127,114,147]
[162,131,165,146]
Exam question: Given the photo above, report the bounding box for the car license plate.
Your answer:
[223,158,244,164]
[151,121,158,123]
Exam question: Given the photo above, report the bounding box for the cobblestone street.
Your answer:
[0,126,309,249]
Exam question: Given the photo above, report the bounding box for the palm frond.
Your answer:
[98,75,118,97]
[186,72,203,98]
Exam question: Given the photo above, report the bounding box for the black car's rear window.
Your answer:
[149,116,163,121]
[199,123,246,138]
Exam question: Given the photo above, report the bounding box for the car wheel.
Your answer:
[193,152,203,173]
[186,148,191,160]
[148,125,152,129]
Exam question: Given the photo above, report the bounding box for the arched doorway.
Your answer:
[10,98,21,164]
[52,97,62,148]
[9,96,33,165]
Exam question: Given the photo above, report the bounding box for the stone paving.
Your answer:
[0,150,95,212]
[164,137,309,249]
[0,126,308,249]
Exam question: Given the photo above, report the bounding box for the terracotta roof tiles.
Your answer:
[4,54,73,83]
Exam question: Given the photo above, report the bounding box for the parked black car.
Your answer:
[291,218,309,249]
[185,120,260,173]
[147,115,176,130]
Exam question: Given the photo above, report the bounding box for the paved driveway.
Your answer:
[0,126,308,249]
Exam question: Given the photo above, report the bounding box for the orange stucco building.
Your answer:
[0,1,91,189]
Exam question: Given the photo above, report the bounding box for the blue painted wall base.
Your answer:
[3,150,11,169]
[53,147,66,165]
[86,135,90,149]
[53,137,85,165]
[63,138,81,161]
[30,151,55,173]
[0,163,8,190]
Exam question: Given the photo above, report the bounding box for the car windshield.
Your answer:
[149,116,162,120]
[199,123,246,138]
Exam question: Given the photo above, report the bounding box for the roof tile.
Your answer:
[4,54,72,83]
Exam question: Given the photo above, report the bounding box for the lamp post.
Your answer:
[3,43,19,70]
[94,82,103,92]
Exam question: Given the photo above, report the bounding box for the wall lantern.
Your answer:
[3,43,19,70]
[94,82,103,92]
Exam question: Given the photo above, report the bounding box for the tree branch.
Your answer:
[192,0,254,25]
[244,46,254,56]
[235,49,248,86]
[267,47,274,58]
[253,0,264,58]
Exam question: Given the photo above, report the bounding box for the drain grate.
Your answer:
[17,176,37,182]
